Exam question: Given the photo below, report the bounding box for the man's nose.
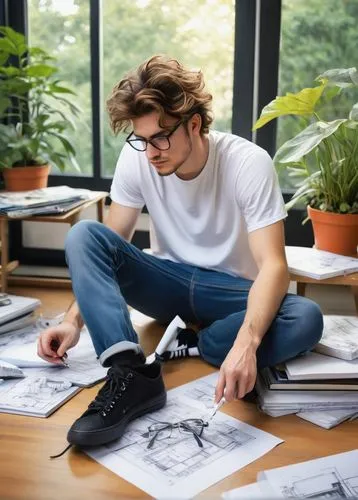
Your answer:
[146,143,161,160]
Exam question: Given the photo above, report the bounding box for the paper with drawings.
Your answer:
[0,375,80,417]
[315,315,358,360]
[296,408,358,429]
[257,449,358,498]
[86,372,283,499]
[0,325,107,387]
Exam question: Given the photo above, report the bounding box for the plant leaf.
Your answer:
[349,102,358,121]
[274,119,347,164]
[26,64,58,78]
[316,67,358,87]
[253,83,326,130]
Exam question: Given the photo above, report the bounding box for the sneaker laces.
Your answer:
[87,367,134,417]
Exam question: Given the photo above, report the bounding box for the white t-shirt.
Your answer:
[110,130,287,280]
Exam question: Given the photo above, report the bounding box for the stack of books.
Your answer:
[256,315,358,429]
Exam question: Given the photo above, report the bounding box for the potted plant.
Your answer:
[253,67,358,256]
[0,26,80,191]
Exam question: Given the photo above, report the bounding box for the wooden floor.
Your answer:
[1,287,357,500]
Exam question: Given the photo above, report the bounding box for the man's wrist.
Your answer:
[234,324,261,351]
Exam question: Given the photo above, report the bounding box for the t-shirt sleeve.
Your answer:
[110,144,145,209]
[235,149,287,233]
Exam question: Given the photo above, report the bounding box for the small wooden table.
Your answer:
[0,191,108,292]
[290,271,358,313]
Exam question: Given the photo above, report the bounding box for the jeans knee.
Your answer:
[65,220,102,257]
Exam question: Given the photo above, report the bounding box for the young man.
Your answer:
[38,55,323,448]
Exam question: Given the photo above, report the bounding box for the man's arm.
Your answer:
[215,220,290,401]
[38,202,141,363]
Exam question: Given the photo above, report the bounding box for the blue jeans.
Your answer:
[65,221,324,368]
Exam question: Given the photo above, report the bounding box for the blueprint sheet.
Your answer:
[86,372,283,499]
[258,449,358,498]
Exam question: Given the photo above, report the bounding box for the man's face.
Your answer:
[130,112,193,177]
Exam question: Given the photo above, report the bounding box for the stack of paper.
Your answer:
[0,185,100,217]
[222,449,358,498]
[285,246,358,279]
[256,352,358,426]
[0,295,40,334]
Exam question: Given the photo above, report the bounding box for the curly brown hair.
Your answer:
[106,55,213,135]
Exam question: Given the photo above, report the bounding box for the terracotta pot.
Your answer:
[2,164,50,192]
[307,205,358,256]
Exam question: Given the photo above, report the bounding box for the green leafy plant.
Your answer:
[254,67,358,215]
[0,26,80,171]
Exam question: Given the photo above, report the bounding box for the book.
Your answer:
[314,315,358,360]
[297,408,358,429]
[284,352,358,380]
[261,366,358,391]
[0,295,41,326]
[285,246,358,279]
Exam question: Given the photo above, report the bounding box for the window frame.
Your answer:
[2,0,313,268]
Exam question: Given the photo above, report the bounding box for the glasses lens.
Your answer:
[127,139,147,151]
[148,423,172,441]
[179,419,204,435]
[150,137,170,151]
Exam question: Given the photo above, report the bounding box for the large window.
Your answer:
[28,0,93,176]
[277,0,358,189]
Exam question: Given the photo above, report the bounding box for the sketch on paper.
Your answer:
[0,375,79,417]
[87,373,283,499]
[281,468,358,498]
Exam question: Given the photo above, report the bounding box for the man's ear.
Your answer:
[189,113,202,135]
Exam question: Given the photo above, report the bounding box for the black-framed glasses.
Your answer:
[144,418,208,449]
[126,120,183,152]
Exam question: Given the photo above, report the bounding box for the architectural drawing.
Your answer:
[0,375,79,416]
[87,372,283,499]
[281,467,358,498]
[258,450,358,500]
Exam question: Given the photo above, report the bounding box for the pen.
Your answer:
[208,397,226,421]
[50,340,69,367]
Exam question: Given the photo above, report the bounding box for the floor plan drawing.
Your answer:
[87,373,283,499]
[258,450,358,500]
[0,375,80,417]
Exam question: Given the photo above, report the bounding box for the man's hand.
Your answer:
[215,337,258,402]
[37,321,81,365]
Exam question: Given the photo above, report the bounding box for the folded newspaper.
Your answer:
[0,185,96,216]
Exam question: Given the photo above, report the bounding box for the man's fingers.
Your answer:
[215,371,226,403]
[223,371,237,402]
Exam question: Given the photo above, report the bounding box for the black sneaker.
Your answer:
[156,328,199,361]
[67,361,166,447]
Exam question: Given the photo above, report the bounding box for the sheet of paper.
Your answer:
[0,325,107,387]
[285,352,358,380]
[315,315,358,360]
[0,295,40,325]
[86,372,283,499]
[296,409,358,429]
[222,481,270,499]
[258,450,358,498]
